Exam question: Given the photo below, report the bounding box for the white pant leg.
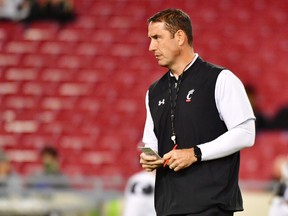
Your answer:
[269,197,288,216]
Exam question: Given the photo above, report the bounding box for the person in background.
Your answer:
[271,106,288,129]
[24,0,76,23]
[245,84,271,131]
[41,146,61,174]
[42,0,75,22]
[26,146,70,189]
[0,150,22,196]
[269,154,288,216]
[0,0,30,21]
[122,170,156,216]
[140,8,255,216]
[244,84,288,130]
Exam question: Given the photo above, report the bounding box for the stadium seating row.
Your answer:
[0,0,287,183]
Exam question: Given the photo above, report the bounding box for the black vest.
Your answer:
[148,57,243,215]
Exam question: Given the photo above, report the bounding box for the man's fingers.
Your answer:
[169,160,178,169]
[163,151,172,160]
[140,152,159,161]
[140,152,165,173]
[142,162,161,172]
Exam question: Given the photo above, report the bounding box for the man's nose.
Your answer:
[149,40,156,52]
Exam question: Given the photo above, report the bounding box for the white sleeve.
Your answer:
[199,119,255,161]
[198,70,256,161]
[142,91,158,152]
[215,70,255,129]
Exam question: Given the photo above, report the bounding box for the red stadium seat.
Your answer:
[0,0,287,182]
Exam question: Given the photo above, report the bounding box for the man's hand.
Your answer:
[140,153,164,172]
[163,148,197,172]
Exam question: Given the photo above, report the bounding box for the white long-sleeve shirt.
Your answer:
[142,55,256,161]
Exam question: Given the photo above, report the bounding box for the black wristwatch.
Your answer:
[193,146,202,163]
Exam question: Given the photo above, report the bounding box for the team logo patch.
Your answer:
[186,89,195,102]
[158,99,165,106]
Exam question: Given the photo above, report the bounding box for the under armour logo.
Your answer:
[186,89,195,102]
[158,99,165,106]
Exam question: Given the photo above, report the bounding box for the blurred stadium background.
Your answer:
[0,0,287,215]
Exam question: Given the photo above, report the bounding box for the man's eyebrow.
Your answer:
[148,34,159,39]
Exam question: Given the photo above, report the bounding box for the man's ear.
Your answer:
[175,30,185,46]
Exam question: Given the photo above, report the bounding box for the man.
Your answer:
[0,0,30,21]
[0,151,22,196]
[269,155,288,216]
[122,170,156,216]
[26,146,70,189]
[140,8,256,216]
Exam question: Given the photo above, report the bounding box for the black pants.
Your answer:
[169,207,234,216]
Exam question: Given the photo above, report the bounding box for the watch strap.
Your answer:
[193,146,202,163]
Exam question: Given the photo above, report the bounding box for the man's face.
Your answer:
[42,154,58,172]
[148,22,180,68]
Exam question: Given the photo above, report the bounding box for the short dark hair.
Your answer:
[41,146,58,158]
[148,8,193,46]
